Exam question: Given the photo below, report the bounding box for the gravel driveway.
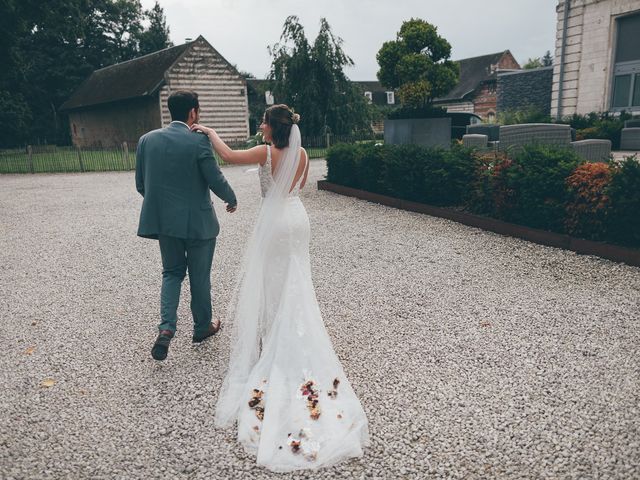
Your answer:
[1,161,639,479]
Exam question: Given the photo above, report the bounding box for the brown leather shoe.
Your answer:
[192,320,221,343]
[151,329,174,360]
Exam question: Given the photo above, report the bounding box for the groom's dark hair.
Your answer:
[168,90,199,122]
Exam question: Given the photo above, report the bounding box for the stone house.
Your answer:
[552,0,640,118]
[60,36,249,147]
[432,51,521,121]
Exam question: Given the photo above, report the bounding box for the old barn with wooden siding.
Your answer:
[60,36,249,147]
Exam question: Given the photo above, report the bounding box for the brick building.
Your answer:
[433,51,521,121]
[61,36,249,147]
[552,0,640,118]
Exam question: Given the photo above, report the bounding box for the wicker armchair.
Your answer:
[466,124,500,142]
[462,134,488,149]
[570,139,612,162]
[620,128,640,150]
[498,123,572,153]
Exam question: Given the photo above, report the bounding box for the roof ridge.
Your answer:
[454,50,510,63]
[92,41,193,74]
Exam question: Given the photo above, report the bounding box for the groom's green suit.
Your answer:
[135,121,237,335]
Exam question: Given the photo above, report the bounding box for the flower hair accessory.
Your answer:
[291,112,301,124]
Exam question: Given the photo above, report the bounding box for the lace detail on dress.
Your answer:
[259,145,304,198]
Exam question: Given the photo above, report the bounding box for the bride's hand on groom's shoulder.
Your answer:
[226,203,237,213]
[191,123,212,135]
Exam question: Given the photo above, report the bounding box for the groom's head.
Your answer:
[168,90,200,125]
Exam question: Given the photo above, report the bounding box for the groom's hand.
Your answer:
[226,203,237,213]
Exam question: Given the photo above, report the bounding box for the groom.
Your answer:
[135,90,237,361]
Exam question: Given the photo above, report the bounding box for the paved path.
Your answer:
[1,162,639,479]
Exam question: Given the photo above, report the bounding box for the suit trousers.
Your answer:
[158,235,216,335]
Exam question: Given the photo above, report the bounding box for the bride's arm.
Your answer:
[191,124,266,165]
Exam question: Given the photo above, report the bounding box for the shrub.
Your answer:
[358,143,388,194]
[326,143,363,188]
[381,144,431,202]
[565,162,611,240]
[497,107,552,125]
[504,145,584,231]
[386,105,447,120]
[570,112,631,149]
[606,156,640,247]
[424,145,476,206]
[324,142,638,248]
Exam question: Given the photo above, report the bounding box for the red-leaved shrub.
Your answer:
[565,162,611,240]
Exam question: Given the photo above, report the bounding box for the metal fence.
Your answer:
[0,133,381,174]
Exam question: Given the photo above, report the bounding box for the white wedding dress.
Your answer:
[215,126,369,472]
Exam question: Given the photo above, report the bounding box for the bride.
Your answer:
[191,104,369,472]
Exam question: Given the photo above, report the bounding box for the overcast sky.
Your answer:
[140,0,559,81]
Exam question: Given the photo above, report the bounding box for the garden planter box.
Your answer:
[384,118,451,149]
[317,180,640,267]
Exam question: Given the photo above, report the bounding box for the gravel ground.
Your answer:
[1,161,639,480]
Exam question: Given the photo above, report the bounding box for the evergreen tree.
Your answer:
[138,1,173,56]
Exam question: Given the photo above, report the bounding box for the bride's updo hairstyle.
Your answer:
[264,104,300,148]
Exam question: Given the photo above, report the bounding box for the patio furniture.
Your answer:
[498,123,572,153]
[462,134,488,149]
[570,139,612,162]
[620,128,640,150]
[466,124,500,142]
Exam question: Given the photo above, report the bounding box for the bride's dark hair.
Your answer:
[264,104,300,148]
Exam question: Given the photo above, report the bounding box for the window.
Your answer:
[386,91,395,105]
[611,12,640,110]
[364,91,372,103]
[265,91,274,105]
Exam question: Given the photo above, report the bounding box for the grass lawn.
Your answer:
[0,143,338,174]
[0,147,136,174]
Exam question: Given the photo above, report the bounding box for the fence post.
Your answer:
[28,145,34,174]
[325,133,331,149]
[122,142,128,169]
[76,145,85,172]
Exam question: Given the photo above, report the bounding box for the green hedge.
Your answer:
[326,143,640,248]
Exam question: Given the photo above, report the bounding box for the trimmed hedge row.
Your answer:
[326,143,640,247]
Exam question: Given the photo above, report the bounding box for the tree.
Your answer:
[138,1,173,56]
[268,16,372,135]
[523,50,553,69]
[522,57,543,69]
[376,18,458,108]
[0,0,175,147]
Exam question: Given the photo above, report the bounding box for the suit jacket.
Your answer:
[135,122,237,240]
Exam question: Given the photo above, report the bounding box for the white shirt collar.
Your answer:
[170,121,190,129]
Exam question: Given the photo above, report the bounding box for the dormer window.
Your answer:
[386,91,395,104]
[265,91,274,105]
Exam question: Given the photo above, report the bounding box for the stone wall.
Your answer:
[552,0,640,117]
[498,67,553,115]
